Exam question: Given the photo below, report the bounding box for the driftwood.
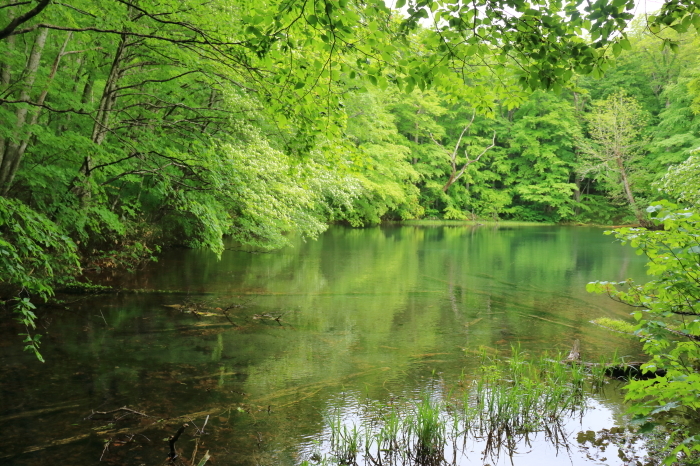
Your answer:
[566,339,581,362]
[563,340,666,380]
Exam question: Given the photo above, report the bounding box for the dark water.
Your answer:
[0,224,649,465]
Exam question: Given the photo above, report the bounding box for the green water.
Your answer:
[0,224,650,465]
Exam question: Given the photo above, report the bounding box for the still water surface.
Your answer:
[0,224,650,465]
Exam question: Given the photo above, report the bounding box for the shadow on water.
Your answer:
[0,225,651,465]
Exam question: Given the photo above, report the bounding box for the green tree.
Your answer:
[582,91,650,225]
[656,155,700,207]
[506,91,583,221]
[588,201,700,462]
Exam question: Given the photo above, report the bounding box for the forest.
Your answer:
[1,0,699,277]
[1,0,700,463]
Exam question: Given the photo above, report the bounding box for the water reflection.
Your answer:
[300,388,641,466]
[0,224,649,465]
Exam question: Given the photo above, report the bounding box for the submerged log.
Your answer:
[563,340,666,380]
[603,363,666,380]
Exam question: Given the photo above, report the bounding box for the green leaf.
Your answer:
[636,422,656,433]
[196,451,211,466]
[612,42,622,57]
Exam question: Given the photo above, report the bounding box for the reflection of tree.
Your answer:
[237,225,646,405]
[0,225,650,465]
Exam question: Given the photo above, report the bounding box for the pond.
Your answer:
[0,224,651,465]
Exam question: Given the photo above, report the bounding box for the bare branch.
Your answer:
[9,23,246,47]
[430,110,495,192]
[452,131,496,183]
[56,2,96,18]
[0,98,90,114]
[1,2,32,10]
[112,70,200,93]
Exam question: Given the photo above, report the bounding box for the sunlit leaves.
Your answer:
[589,202,700,463]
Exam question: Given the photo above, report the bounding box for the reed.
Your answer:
[327,410,361,465]
[316,346,613,466]
[409,396,446,461]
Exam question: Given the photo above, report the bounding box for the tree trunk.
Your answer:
[90,33,128,147]
[71,33,128,202]
[442,174,456,192]
[573,174,582,216]
[0,12,15,168]
[4,33,74,193]
[0,27,49,195]
[615,153,646,225]
[0,8,13,86]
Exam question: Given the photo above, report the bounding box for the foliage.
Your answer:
[506,91,583,221]
[591,317,636,335]
[0,197,80,360]
[656,155,700,207]
[2,0,700,361]
[334,89,424,226]
[582,91,650,224]
[587,201,700,463]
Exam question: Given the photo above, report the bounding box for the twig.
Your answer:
[85,406,150,420]
[190,438,199,465]
[98,310,107,326]
[99,439,110,461]
[168,424,188,461]
[220,310,239,327]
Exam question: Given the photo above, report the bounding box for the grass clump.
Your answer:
[463,348,589,443]
[310,347,609,466]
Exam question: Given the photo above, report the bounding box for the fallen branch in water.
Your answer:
[3,369,388,460]
[85,406,150,420]
[99,438,110,461]
[252,312,287,325]
[168,424,188,461]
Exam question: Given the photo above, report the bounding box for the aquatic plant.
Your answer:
[313,347,609,466]
[407,396,446,463]
[328,411,361,465]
